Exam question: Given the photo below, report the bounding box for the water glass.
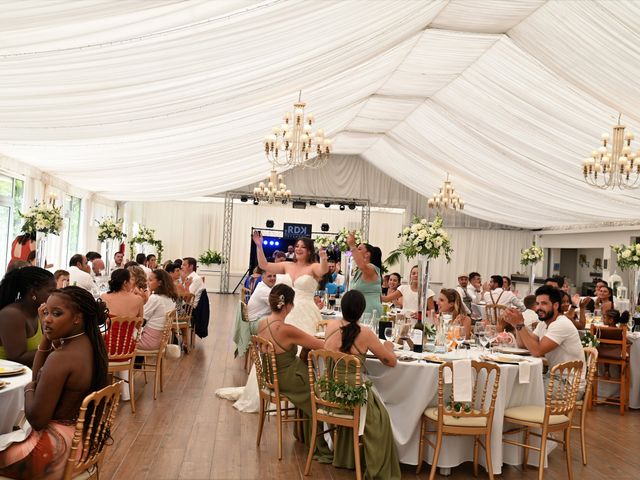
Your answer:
[384,327,395,342]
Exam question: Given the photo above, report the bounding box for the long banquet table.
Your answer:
[365,351,547,475]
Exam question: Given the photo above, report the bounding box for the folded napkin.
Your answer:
[518,360,531,384]
[453,359,473,403]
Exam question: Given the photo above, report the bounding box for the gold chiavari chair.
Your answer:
[174,293,195,353]
[416,361,501,480]
[104,316,143,413]
[251,335,305,460]
[503,360,583,480]
[136,310,176,400]
[61,381,123,480]
[591,324,630,414]
[305,349,363,480]
[571,347,598,465]
[484,304,507,325]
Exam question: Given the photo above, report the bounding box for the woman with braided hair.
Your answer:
[0,286,109,479]
[0,266,56,366]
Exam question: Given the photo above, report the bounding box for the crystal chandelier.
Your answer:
[427,174,464,212]
[582,115,640,189]
[253,168,291,204]
[263,92,331,169]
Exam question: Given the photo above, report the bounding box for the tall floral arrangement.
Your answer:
[129,225,164,262]
[386,215,452,265]
[313,235,334,249]
[520,243,544,266]
[96,217,126,242]
[612,243,640,270]
[19,202,64,236]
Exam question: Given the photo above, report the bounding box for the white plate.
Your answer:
[0,365,26,377]
[439,352,467,361]
[495,346,530,355]
[314,331,325,339]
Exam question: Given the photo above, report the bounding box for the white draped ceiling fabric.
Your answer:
[2,0,640,228]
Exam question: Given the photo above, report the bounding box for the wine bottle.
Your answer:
[412,312,424,353]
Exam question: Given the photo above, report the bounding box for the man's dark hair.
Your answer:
[69,254,84,268]
[595,278,608,286]
[86,251,102,262]
[524,294,536,310]
[490,275,503,287]
[544,277,559,287]
[135,253,146,265]
[183,257,197,271]
[552,275,565,288]
[469,272,481,281]
[535,285,562,307]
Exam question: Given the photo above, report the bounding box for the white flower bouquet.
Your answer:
[335,228,362,252]
[19,202,64,236]
[96,217,126,242]
[612,243,640,270]
[129,225,164,262]
[387,215,452,264]
[313,235,334,249]
[520,243,544,266]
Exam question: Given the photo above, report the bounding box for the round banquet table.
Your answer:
[0,359,32,434]
[365,351,548,475]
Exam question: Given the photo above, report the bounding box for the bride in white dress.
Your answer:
[216,232,328,412]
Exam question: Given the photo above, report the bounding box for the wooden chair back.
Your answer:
[591,324,628,360]
[241,286,251,304]
[177,293,195,320]
[436,361,501,424]
[582,347,599,405]
[240,300,249,322]
[103,316,143,361]
[316,319,331,332]
[159,310,177,354]
[62,381,123,480]
[307,349,362,417]
[545,360,583,417]
[251,335,281,397]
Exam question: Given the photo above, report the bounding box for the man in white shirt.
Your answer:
[113,251,124,270]
[247,272,277,321]
[91,259,105,277]
[483,275,525,311]
[455,274,473,315]
[182,256,205,305]
[136,253,152,275]
[68,254,96,292]
[467,272,483,304]
[504,285,584,384]
[285,245,295,260]
[522,295,539,330]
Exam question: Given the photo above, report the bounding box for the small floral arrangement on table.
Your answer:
[386,214,452,265]
[129,225,164,262]
[335,228,362,252]
[424,323,437,338]
[96,217,126,242]
[198,249,224,265]
[19,202,64,236]
[520,243,544,266]
[313,235,334,250]
[316,377,372,408]
[612,243,640,270]
[581,331,600,348]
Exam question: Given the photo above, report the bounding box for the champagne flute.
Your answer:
[453,325,465,353]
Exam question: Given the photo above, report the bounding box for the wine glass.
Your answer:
[453,325,465,353]
[484,324,497,354]
[328,295,336,311]
[384,327,395,342]
[474,323,485,348]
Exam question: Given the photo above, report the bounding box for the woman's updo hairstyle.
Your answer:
[268,284,295,312]
[108,268,131,293]
[339,290,366,354]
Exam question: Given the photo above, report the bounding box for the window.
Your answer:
[66,195,82,262]
[0,174,25,276]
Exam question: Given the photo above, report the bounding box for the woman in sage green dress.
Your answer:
[346,232,383,315]
[255,284,333,463]
[323,290,401,480]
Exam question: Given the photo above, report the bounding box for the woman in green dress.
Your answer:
[323,290,401,480]
[255,284,333,463]
[346,232,383,315]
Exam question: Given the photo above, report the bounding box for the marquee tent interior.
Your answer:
[1,0,640,278]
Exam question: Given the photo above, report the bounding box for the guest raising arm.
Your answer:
[346,232,384,315]
[253,231,328,280]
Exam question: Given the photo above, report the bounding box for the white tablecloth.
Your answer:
[365,353,546,475]
[0,360,32,434]
[596,332,640,409]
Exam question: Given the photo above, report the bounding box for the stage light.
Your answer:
[253,199,259,205]
[263,240,268,245]
[324,202,331,208]
[292,201,306,209]
[275,241,280,246]
[240,195,248,202]
[339,204,345,211]
[266,219,274,228]
[348,202,356,210]
[269,241,274,246]
[309,200,317,206]
[321,223,330,232]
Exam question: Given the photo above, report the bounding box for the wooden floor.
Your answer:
[102,293,640,480]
